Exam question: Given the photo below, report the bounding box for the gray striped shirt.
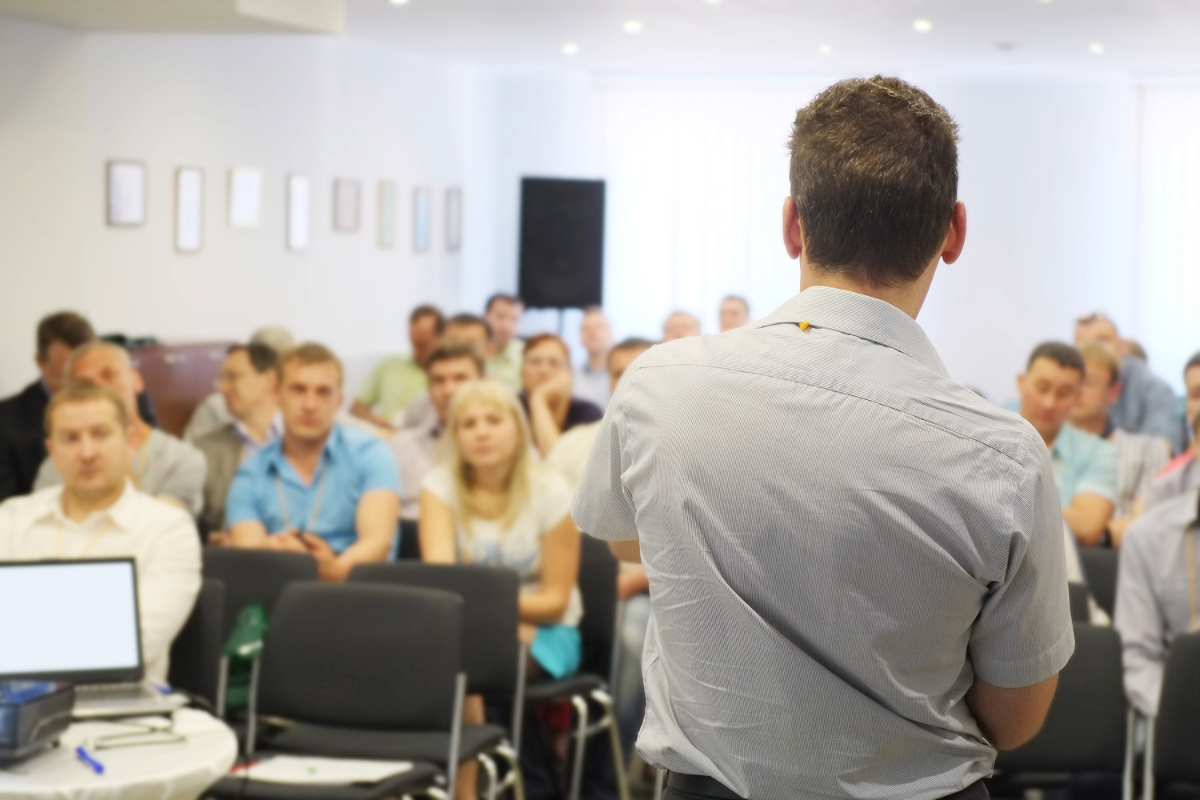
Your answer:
[573,287,1074,800]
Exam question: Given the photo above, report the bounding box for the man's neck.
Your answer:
[1071,411,1109,438]
[61,481,126,523]
[129,419,152,451]
[799,262,935,320]
[283,429,330,483]
[240,403,280,444]
[587,351,608,372]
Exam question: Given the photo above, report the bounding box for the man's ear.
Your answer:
[782,197,805,260]
[940,202,968,265]
[131,369,145,395]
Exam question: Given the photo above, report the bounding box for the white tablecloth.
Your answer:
[0,708,237,800]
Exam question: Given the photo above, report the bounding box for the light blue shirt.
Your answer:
[1050,423,1119,508]
[225,424,401,554]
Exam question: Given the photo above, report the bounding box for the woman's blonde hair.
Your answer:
[443,379,534,535]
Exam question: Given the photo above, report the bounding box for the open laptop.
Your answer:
[0,558,188,718]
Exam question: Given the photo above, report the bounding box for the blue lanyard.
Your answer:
[274,460,330,534]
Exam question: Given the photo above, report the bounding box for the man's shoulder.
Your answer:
[0,486,58,519]
[150,428,205,463]
[1126,489,1196,550]
[0,382,44,425]
[337,423,388,453]
[1061,423,1117,461]
[194,422,240,452]
[1157,450,1195,479]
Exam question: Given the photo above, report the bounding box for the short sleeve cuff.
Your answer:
[972,623,1076,689]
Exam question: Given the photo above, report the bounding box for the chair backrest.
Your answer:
[1068,582,1090,624]
[1079,547,1119,618]
[1155,630,1200,786]
[348,562,520,696]
[397,519,421,560]
[168,578,225,705]
[258,582,463,731]
[994,625,1126,774]
[201,547,318,639]
[577,535,618,678]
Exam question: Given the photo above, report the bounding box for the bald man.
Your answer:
[36,342,206,515]
[662,311,701,342]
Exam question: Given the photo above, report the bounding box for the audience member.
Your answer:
[662,310,701,341]
[1069,340,1170,546]
[226,343,401,581]
[718,295,750,332]
[1017,341,1117,546]
[520,333,603,458]
[573,306,614,410]
[0,384,200,682]
[1126,340,1149,362]
[194,344,282,535]
[351,305,444,430]
[1076,312,1185,453]
[1114,490,1200,716]
[36,342,206,515]
[388,343,483,521]
[420,379,582,800]
[184,325,294,442]
[0,311,96,502]
[484,294,525,393]
[1146,351,1200,509]
[396,313,491,430]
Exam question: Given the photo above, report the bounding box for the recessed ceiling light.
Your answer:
[1038,0,1052,4]
[389,0,409,5]
[562,42,580,55]
[1088,41,1105,55]
[818,43,832,55]
[624,19,643,34]
[912,18,933,33]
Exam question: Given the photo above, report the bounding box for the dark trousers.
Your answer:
[663,773,990,800]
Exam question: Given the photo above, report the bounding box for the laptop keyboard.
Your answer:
[75,682,160,702]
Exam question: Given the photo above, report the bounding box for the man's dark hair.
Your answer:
[1027,341,1085,375]
[788,76,959,287]
[426,342,486,376]
[37,311,95,360]
[485,293,523,313]
[228,342,280,376]
[1185,351,1200,377]
[410,304,446,334]
[446,313,492,340]
[609,337,655,368]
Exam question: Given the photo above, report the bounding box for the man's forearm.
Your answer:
[609,539,642,563]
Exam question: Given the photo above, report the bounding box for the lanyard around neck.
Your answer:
[274,459,330,534]
[56,519,116,559]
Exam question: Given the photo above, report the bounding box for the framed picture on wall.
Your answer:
[287,174,311,252]
[413,186,431,253]
[106,160,146,227]
[333,178,361,233]
[445,187,462,252]
[228,167,263,229]
[378,181,397,249]
[174,166,204,254]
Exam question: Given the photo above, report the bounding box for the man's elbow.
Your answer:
[968,673,1059,751]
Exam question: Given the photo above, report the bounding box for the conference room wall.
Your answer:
[0,18,473,397]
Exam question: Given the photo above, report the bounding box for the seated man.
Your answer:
[0,384,201,682]
[0,311,96,503]
[195,343,282,535]
[1076,312,1185,453]
[1017,341,1118,546]
[718,295,750,332]
[1115,489,1200,716]
[351,305,444,431]
[36,342,206,516]
[226,343,401,582]
[662,310,701,341]
[484,293,525,393]
[389,342,483,521]
[184,325,294,443]
[1146,351,1200,509]
[397,313,492,430]
[574,307,614,410]
[1069,340,1170,546]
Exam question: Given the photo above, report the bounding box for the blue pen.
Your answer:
[76,746,105,775]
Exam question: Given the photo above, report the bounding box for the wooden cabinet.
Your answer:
[130,342,234,437]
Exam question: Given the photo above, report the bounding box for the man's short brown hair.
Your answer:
[789,76,959,287]
[37,311,95,359]
[44,383,129,435]
[280,343,344,386]
[427,342,486,376]
[1027,341,1085,375]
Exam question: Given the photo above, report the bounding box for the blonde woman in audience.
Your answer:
[420,379,582,800]
[519,333,603,457]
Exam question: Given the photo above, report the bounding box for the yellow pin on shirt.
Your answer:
[798,321,810,331]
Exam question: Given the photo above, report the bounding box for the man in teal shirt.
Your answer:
[1018,341,1118,546]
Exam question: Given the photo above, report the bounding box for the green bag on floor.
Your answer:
[222,603,268,712]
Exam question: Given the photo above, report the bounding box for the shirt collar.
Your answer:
[39,479,138,531]
[266,423,342,476]
[234,411,284,448]
[756,286,950,379]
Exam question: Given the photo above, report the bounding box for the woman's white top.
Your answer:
[422,465,583,627]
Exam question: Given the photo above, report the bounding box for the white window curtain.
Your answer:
[592,81,823,339]
[1135,85,1200,393]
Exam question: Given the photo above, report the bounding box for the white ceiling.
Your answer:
[344,0,1200,75]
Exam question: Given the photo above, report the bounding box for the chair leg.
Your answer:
[1123,708,1136,800]
[591,689,631,800]
[653,769,666,800]
[569,694,590,800]
[1143,716,1156,800]
[494,744,525,800]
[215,655,229,719]
[478,753,500,800]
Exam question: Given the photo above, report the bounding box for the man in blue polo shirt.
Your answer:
[227,343,401,582]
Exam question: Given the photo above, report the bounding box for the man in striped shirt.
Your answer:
[1146,351,1200,509]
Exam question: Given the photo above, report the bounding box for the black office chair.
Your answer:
[350,562,525,799]
[992,625,1133,800]
[207,583,463,800]
[168,578,225,709]
[1068,582,1090,624]
[524,535,630,800]
[1146,631,1200,799]
[1079,547,1119,619]
[397,519,422,560]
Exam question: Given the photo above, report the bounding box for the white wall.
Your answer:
[0,17,477,396]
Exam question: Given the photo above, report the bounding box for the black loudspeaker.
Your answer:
[518,177,605,309]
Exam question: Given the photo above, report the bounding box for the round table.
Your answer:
[0,708,237,800]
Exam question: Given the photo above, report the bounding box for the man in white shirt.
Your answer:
[0,383,201,682]
[35,342,207,516]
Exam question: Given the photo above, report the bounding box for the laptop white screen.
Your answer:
[0,560,141,679]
